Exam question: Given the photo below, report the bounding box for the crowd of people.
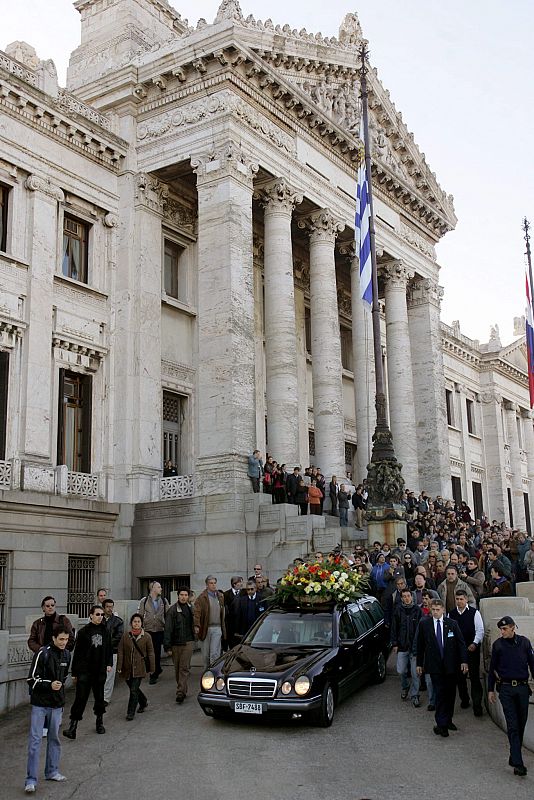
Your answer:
[23,482,534,791]
[247,450,368,528]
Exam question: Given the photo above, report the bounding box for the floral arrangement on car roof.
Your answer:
[277,555,369,604]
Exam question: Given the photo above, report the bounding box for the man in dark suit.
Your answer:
[416,598,468,737]
[223,577,243,649]
[233,581,267,639]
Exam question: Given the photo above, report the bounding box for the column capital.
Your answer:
[504,400,518,413]
[134,173,168,214]
[298,209,344,244]
[381,259,414,289]
[520,407,533,420]
[338,240,357,265]
[254,178,303,215]
[408,277,444,308]
[25,174,64,202]
[191,142,259,188]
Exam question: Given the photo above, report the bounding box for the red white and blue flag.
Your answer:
[525,270,534,407]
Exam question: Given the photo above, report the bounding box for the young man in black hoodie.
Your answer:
[390,587,423,708]
[63,605,113,740]
[25,626,71,793]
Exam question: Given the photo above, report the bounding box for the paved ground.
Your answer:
[1,653,532,800]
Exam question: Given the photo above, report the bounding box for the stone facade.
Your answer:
[0,1,531,638]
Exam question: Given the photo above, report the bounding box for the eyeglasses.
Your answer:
[93,612,104,617]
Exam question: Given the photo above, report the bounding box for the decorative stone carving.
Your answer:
[514,315,526,336]
[161,359,195,387]
[254,178,303,215]
[337,287,352,317]
[408,278,444,308]
[338,13,363,46]
[134,173,168,212]
[299,78,360,132]
[191,142,258,187]
[215,0,244,23]
[67,471,99,498]
[293,259,310,290]
[54,89,111,131]
[164,198,196,234]
[5,41,40,69]
[25,174,64,202]
[103,213,118,228]
[381,260,414,289]
[487,324,502,351]
[504,400,518,414]
[160,474,194,500]
[399,222,436,260]
[298,209,344,244]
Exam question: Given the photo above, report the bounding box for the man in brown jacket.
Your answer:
[28,596,75,654]
[193,576,226,668]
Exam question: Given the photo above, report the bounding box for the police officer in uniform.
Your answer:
[488,615,534,776]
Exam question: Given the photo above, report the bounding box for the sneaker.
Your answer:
[137,704,147,713]
[149,676,158,685]
[412,697,421,708]
[47,774,67,782]
[25,785,36,794]
[401,688,409,700]
[126,714,134,721]
[514,766,527,777]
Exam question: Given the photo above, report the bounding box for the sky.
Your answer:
[2,0,533,345]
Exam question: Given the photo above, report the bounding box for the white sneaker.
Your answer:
[42,727,48,737]
[47,774,67,782]
[25,785,36,794]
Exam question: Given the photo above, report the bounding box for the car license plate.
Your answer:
[234,701,263,714]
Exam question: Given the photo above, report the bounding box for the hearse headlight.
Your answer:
[294,676,311,696]
[201,671,215,690]
[281,681,292,695]
[216,677,225,691]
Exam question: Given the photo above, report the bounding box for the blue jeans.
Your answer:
[396,651,419,698]
[425,673,436,706]
[339,507,348,527]
[26,705,63,787]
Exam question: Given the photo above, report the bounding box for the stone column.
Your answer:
[22,175,64,461]
[407,278,451,498]
[382,260,418,491]
[255,179,302,466]
[192,144,258,494]
[520,408,534,533]
[299,210,346,480]
[504,401,526,529]
[344,244,375,485]
[112,173,165,502]
[480,393,508,520]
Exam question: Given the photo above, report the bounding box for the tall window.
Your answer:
[445,389,454,426]
[57,370,92,473]
[340,326,353,371]
[62,214,88,283]
[0,352,8,460]
[162,390,185,473]
[451,476,462,508]
[164,238,186,302]
[472,481,483,521]
[507,487,514,527]
[304,306,311,354]
[0,183,9,252]
[67,555,96,617]
[466,398,475,434]
[308,430,315,458]
[0,553,8,629]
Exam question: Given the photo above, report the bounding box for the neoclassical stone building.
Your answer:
[0,0,531,638]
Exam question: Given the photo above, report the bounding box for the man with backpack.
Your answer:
[138,581,170,684]
[25,626,71,793]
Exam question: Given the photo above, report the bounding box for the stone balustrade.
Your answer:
[0,459,12,488]
[159,474,194,500]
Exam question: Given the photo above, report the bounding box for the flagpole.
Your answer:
[524,218,533,307]
[358,42,405,508]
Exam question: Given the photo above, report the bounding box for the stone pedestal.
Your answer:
[366,512,407,547]
[256,179,302,465]
[300,210,345,479]
[193,145,258,493]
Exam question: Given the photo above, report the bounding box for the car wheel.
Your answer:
[373,651,387,684]
[314,682,335,727]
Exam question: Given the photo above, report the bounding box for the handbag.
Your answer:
[131,634,151,672]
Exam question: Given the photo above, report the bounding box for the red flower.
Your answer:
[309,565,318,574]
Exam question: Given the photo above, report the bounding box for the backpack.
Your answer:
[141,596,169,619]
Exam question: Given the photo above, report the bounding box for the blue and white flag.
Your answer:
[355,118,373,305]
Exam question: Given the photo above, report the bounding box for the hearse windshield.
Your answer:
[244,612,334,647]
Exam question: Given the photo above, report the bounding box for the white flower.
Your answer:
[333,571,340,578]
[304,584,313,594]
[340,572,348,580]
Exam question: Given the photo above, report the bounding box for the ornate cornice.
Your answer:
[298,209,344,244]
[163,197,196,236]
[399,222,436,261]
[191,142,259,188]
[25,174,64,202]
[254,178,303,215]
